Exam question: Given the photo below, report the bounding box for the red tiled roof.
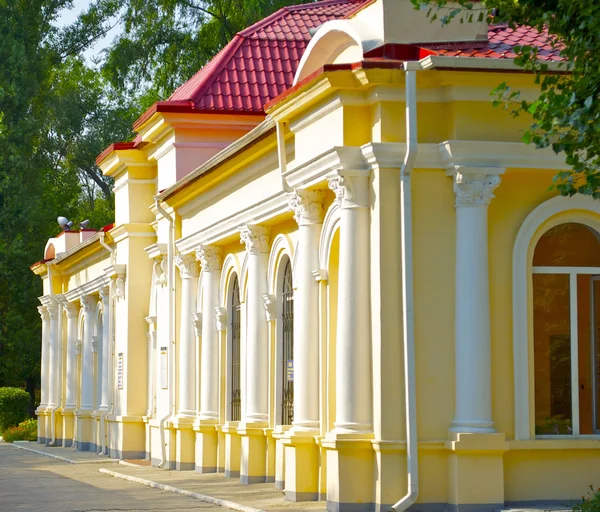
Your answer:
[423,24,564,61]
[163,0,366,115]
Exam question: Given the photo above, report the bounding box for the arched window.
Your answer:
[281,260,294,426]
[230,276,241,422]
[532,222,600,436]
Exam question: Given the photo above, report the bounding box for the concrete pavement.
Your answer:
[0,444,227,511]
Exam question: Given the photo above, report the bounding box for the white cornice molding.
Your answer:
[361,141,570,172]
[144,243,167,260]
[284,146,366,190]
[64,264,127,302]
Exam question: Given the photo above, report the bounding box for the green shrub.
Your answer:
[0,387,30,431]
[574,486,600,512]
[2,419,37,443]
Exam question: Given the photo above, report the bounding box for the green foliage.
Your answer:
[574,486,600,512]
[63,0,313,109]
[0,387,30,431]
[412,0,600,197]
[1,418,38,442]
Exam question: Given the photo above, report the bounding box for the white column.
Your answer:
[64,302,80,409]
[174,254,200,418]
[197,245,223,422]
[450,168,502,433]
[328,173,373,434]
[288,190,324,433]
[99,287,111,409]
[47,299,60,407]
[80,295,97,411]
[38,306,50,409]
[239,225,270,426]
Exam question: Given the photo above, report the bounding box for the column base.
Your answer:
[223,423,241,478]
[238,424,267,484]
[61,408,76,448]
[36,408,48,444]
[173,418,195,470]
[449,419,495,434]
[76,410,94,451]
[447,432,508,511]
[194,422,218,473]
[283,432,319,501]
[322,432,375,512]
[273,426,292,489]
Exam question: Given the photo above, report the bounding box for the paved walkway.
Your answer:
[0,444,228,511]
[6,443,327,512]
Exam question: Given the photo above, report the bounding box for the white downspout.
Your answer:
[276,120,294,193]
[98,233,115,456]
[389,62,419,512]
[155,200,176,469]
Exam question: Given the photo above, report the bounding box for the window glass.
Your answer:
[533,223,600,267]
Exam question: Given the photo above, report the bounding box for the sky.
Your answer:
[55,0,120,63]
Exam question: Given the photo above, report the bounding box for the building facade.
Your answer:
[31,1,600,511]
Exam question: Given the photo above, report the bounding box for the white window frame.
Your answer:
[512,195,600,440]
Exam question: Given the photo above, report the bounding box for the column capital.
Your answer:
[192,312,202,337]
[64,302,80,319]
[263,294,276,322]
[239,225,270,254]
[214,306,228,331]
[328,171,370,209]
[196,245,223,271]
[452,167,503,207]
[99,286,110,304]
[174,253,200,279]
[288,190,325,226]
[47,300,60,320]
[80,294,98,313]
[38,305,50,321]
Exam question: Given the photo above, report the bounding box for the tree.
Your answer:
[413,0,600,197]
[63,0,313,111]
[0,0,135,407]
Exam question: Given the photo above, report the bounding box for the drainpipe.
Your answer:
[155,200,176,469]
[389,62,419,512]
[98,233,116,456]
[276,120,294,193]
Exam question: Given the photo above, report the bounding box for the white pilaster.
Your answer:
[80,295,98,411]
[328,172,373,434]
[47,299,60,408]
[197,245,223,423]
[239,225,270,426]
[450,167,503,433]
[99,287,110,410]
[146,316,157,418]
[64,302,80,409]
[175,254,200,418]
[288,190,324,432]
[38,306,50,409]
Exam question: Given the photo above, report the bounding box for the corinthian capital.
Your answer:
[47,300,60,320]
[288,190,325,226]
[196,245,223,272]
[453,168,502,207]
[174,254,200,279]
[80,295,97,313]
[38,306,50,322]
[328,172,369,209]
[239,225,270,254]
[64,302,80,320]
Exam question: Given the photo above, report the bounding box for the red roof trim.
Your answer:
[30,258,52,270]
[96,141,137,165]
[132,100,195,130]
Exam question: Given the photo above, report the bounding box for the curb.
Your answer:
[98,468,266,512]
[12,444,119,464]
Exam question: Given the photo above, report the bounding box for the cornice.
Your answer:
[144,243,167,260]
[64,265,127,303]
[109,223,156,243]
[283,146,367,190]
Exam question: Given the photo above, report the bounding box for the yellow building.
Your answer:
[31,0,600,510]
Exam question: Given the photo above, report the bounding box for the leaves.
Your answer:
[412,0,600,198]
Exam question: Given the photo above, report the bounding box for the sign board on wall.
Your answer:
[117,353,124,389]
[160,347,168,389]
